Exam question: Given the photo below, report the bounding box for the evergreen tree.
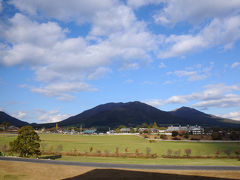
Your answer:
[10,126,41,157]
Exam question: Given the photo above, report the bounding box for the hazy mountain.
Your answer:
[54,102,240,128]
[170,106,240,127]
[2,102,240,129]
[0,111,29,127]
[57,101,181,128]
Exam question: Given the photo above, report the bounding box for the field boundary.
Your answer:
[1,156,240,171]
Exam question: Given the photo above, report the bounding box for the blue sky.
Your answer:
[1,0,240,123]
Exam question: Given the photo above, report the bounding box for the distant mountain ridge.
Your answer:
[52,101,240,128]
[0,111,29,127]
[1,102,240,128]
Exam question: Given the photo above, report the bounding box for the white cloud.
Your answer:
[127,0,166,8]
[31,82,96,101]
[146,84,240,109]
[167,64,212,82]
[124,79,134,84]
[165,96,188,104]
[9,0,116,24]
[37,110,71,123]
[1,6,158,100]
[88,67,112,80]
[153,0,240,25]
[11,109,72,123]
[158,62,166,68]
[221,111,240,121]
[159,15,240,58]
[14,111,27,119]
[232,62,240,68]
[145,99,163,107]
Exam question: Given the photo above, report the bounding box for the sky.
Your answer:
[0,0,240,123]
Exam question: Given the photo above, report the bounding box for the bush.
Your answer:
[160,134,167,139]
[167,149,172,156]
[172,131,178,137]
[216,149,220,156]
[115,147,119,155]
[224,148,232,156]
[0,151,2,156]
[185,149,191,157]
[172,137,181,140]
[41,143,47,152]
[174,149,181,157]
[235,149,240,156]
[211,132,222,140]
[184,134,189,139]
[89,146,93,152]
[146,147,151,155]
[55,144,63,152]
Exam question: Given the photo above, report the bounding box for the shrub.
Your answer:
[146,147,151,155]
[211,132,222,140]
[149,140,156,143]
[224,148,232,156]
[89,147,93,152]
[235,149,240,156]
[184,149,191,157]
[115,147,119,155]
[1,144,9,154]
[135,149,139,155]
[172,131,178,137]
[104,149,110,156]
[167,149,172,156]
[216,149,220,157]
[172,137,181,140]
[184,133,189,139]
[160,134,167,139]
[0,151,2,156]
[41,143,47,152]
[174,149,181,157]
[55,144,63,152]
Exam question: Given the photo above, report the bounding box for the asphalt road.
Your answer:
[1,156,240,171]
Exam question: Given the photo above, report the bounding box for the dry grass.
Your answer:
[1,160,240,180]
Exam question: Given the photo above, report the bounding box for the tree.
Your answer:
[1,121,11,130]
[172,131,178,137]
[10,126,41,157]
[153,122,158,128]
[56,123,58,131]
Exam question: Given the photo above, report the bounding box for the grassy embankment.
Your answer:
[0,134,240,165]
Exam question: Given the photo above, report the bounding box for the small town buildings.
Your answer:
[83,129,97,134]
[120,128,130,133]
[167,125,204,135]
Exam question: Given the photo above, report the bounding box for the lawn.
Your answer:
[1,133,240,165]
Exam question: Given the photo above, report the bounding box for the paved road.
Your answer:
[1,156,240,171]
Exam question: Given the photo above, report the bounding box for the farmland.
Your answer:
[1,134,240,165]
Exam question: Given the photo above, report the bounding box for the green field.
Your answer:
[1,134,240,165]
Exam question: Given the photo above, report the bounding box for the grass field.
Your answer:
[1,160,240,180]
[1,134,240,165]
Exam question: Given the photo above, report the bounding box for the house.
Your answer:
[83,129,97,134]
[120,128,130,133]
[167,125,204,134]
[7,126,19,133]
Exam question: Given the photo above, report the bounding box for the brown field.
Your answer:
[0,160,240,180]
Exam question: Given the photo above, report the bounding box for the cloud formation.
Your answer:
[146,84,240,109]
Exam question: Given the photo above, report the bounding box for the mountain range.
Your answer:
[1,101,240,128]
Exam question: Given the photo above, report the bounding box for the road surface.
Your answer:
[1,156,240,171]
